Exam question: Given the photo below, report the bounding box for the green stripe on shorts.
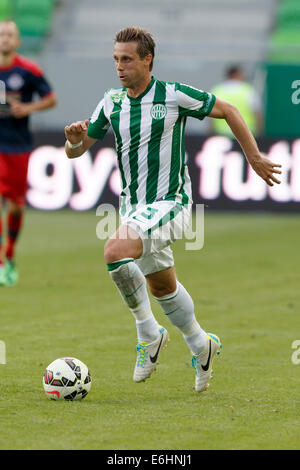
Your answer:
[145,203,183,236]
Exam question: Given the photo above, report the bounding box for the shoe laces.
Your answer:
[136,342,148,368]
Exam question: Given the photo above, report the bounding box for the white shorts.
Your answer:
[121,201,191,276]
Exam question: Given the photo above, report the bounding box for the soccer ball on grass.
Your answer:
[43,357,92,401]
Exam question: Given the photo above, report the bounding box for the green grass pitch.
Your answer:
[0,209,299,450]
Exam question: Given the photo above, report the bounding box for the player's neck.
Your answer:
[0,51,16,68]
[126,75,152,99]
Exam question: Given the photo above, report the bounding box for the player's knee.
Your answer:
[104,238,135,264]
[7,201,23,215]
[11,207,23,216]
[104,239,121,264]
[149,284,176,298]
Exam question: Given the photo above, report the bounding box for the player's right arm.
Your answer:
[65,95,111,158]
[64,119,97,159]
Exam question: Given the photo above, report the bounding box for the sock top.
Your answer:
[107,258,134,272]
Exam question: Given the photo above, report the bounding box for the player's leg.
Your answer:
[6,198,24,261]
[0,194,3,265]
[104,224,166,382]
[147,267,208,355]
[4,198,23,285]
[104,223,160,343]
[1,151,30,286]
[0,153,7,284]
[147,265,222,392]
[0,194,6,286]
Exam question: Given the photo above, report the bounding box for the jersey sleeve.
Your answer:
[87,98,110,140]
[175,83,216,120]
[29,65,53,98]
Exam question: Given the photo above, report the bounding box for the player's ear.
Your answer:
[144,54,153,70]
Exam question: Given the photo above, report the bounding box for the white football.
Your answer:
[43,357,92,401]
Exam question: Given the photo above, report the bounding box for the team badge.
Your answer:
[150,104,167,120]
[110,91,127,103]
[7,74,24,91]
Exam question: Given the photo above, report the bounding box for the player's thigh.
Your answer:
[0,152,30,208]
[123,201,190,257]
[104,223,143,263]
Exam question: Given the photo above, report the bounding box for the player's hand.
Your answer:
[250,155,282,187]
[10,101,33,118]
[64,120,90,144]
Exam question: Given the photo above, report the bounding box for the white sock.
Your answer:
[108,259,160,343]
[154,281,207,355]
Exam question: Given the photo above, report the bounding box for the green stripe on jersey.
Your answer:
[165,118,182,200]
[88,105,109,140]
[128,102,142,207]
[178,117,190,205]
[146,81,167,203]
[110,103,127,216]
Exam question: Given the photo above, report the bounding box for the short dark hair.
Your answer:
[114,26,155,71]
[226,65,243,79]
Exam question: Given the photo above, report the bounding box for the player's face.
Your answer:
[113,42,152,89]
[0,22,20,55]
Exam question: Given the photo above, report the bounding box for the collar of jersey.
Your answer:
[0,54,18,71]
[127,76,156,103]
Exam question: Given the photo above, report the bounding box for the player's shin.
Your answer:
[5,210,23,260]
[154,282,207,355]
[107,258,160,343]
[0,215,3,266]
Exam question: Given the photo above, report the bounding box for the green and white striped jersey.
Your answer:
[88,77,215,217]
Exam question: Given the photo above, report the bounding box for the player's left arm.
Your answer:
[10,62,57,118]
[10,92,57,118]
[209,97,281,186]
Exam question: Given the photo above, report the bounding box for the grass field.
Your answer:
[0,209,299,450]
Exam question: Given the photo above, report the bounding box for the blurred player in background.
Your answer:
[211,65,263,137]
[64,27,281,392]
[0,20,57,286]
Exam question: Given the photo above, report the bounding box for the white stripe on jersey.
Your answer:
[117,95,132,215]
[156,83,178,201]
[135,83,156,205]
[90,98,104,123]
[176,89,204,111]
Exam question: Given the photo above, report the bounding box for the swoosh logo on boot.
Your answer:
[150,334,164,363]
[201,340,211,371]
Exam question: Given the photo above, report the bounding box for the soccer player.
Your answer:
[0,20,57,286]
[64,27,281,392]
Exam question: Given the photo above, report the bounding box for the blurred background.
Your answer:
[2,0,300,212]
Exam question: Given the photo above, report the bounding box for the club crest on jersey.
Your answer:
[151,104,167,120]
[7,74,24,91]
[110,91,127,103]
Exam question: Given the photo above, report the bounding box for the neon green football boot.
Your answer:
[133,326,169,382]
[5,260,19,286]
[0,265,8,286]
[191,333,222,392]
